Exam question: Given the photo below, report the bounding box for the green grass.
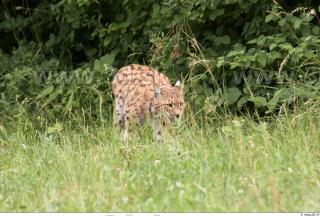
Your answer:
[0,109,320,212]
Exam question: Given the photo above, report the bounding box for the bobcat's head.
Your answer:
[155,80,184,120]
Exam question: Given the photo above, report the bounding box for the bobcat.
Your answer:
[112,64,184,149]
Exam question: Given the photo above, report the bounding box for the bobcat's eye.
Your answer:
[168,104,173,108]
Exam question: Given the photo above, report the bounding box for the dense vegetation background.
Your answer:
[1,1,320,212]
[1,0,320,122]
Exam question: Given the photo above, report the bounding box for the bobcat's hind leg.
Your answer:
[113,98,125,129]
[152,117,162,143]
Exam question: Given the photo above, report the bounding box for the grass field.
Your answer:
[0,106,320,212]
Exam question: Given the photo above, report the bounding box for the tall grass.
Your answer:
[0,102,319,212]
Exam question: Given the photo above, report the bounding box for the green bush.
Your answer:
[0,0,320,120]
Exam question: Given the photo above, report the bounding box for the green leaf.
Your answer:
[94,49,119,73]
[269,43,277,51]
[247,38,257,44]
[68,31,74,42]
[37,85,54,99]
[214,36,222,46]
[85,48,97,57]
[152,3,160,14]
[256,36,267,46]
[216,58,225,68]
[265,14,274,23]
[221,35,231,45]
[101,50,119,67]
[103,37,113,47]
[282,43,293,51]
[312,26,320,35]
[209,13,216,21]
[237,96,249,108]
[230,63,239,69]
[293,18,302,29]
[279,18,286,27]
[295,85,317,99]
[41,87,63,108]
[256,52,267,67]
[224,87,242,105]
[94,59,102,72]
[248,96,267,107]
[243,86,250,95]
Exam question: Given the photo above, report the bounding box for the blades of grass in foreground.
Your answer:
[0,108,319,212]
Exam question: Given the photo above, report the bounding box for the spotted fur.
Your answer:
[112,64,184,146]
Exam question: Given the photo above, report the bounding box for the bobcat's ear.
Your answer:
[174,80,183,90]
[175,80,181,87]
[176,72,185,89]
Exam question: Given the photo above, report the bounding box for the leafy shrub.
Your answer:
[0,0,320,120]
